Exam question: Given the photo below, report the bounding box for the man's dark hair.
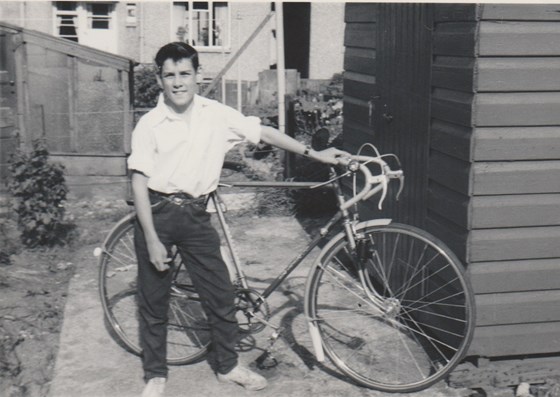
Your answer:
[155,42,199,72]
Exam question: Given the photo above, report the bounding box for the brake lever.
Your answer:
[377,178,388,210]
[396,174,405,201]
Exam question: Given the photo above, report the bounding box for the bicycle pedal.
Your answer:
[270,326,285,341]
[255,351,278,370]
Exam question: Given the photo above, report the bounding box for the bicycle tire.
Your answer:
[305,222,475,392]
[98,214,211,365]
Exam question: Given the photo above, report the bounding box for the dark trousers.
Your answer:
[134,194,239,381]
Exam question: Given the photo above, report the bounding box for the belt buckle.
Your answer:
[171,196,185,205]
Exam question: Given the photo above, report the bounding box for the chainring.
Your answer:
[235,288,270,334]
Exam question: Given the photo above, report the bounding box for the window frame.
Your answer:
[86,2,113,30]
[171,1,231,52]
[53,1,80,42]
[52,2,117,43]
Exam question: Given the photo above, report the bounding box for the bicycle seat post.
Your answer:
[210,191,249,290]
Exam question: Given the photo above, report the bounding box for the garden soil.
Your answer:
[44,196,470,397]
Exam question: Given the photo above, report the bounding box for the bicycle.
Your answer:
[95,144,475,393]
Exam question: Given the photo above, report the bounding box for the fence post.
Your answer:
[283,94,296,180]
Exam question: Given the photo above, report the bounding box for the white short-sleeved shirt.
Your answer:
[128,94,261,197]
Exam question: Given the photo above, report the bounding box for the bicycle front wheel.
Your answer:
[305,222,475,392]
[98,215,211,365]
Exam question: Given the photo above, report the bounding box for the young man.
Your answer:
[128,42,345,397]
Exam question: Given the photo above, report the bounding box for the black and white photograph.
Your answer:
[1,2,560,397]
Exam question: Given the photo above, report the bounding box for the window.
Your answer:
[172,1,229,49]
[54,1,79,42]
[87,3,112,30]
[126,3,137,26]
[53,2,117,52]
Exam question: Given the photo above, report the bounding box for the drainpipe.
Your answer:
[236,12,242,111]
[275,1,285,135]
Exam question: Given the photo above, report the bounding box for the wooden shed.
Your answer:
[0,21,134,199]
[343,3,560,359]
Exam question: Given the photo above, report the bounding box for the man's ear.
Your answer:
[156,73,163,89]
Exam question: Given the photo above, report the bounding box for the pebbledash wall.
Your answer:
[0,1,344,82]
[343,3,560,358]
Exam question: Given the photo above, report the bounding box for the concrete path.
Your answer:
[48,214,469,397]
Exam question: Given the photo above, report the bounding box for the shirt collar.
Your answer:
[151,93,212,125]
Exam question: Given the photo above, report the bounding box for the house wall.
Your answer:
[200,3,272,82]
[428,3,560,357]
[1,1,343,83]
[309,2,345,80]
[0,1,51,32]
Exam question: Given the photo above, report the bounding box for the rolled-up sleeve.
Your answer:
[222,105,262,146]
[127,118,156,177]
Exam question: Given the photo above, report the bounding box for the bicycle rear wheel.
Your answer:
[98,215,210,365]
[305,222,475,392]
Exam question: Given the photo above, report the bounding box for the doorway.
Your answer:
[282,2,310,79]
[373,3,434,227]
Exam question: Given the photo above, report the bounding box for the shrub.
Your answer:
[7,140,68,247]
[0,218,19,265]
[133,64,160,109]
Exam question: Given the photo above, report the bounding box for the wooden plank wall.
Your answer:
[429,4,560,357]
[342,3,377,150]
[0,22,134,200]
[343,3,433,228]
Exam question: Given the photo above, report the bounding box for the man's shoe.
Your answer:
[141,377,166,397]
[217,364,268,391]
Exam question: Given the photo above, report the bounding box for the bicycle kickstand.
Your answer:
[255,326,285,370]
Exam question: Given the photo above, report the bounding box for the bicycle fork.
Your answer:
[306,218,392,364]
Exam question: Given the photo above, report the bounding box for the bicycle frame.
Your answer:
[208,168,393,362]
[98,147,476,392]
[211,170,344,298]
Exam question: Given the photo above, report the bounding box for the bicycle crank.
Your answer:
[235,288,271,334]
[255,326,285,370]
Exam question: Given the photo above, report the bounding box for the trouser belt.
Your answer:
[149,190,208,207]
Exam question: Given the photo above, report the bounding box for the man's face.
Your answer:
[156,58,198,113]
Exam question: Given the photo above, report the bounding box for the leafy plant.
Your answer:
[133,64,160,109]
[7,140,68,247]
[0,218,19,265]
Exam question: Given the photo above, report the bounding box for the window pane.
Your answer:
[193,10,209,46]
[92,19,109,29]
[193,2,209,10]
[91,3,110,16]
[55,2,77,12]
[57,15,78,41]
[213,2,228,46]
[173,3,189,42]
[88,3,112,30]
[60,26,77,35]
[75,61,123,153]
[26,44,72,151]
[173,1,228,47]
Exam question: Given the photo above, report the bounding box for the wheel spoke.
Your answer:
[99,219,209,365]
[309,224,474,392]
[320,262,386,313]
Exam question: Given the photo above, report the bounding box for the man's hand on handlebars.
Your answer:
[309,147,351,165]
